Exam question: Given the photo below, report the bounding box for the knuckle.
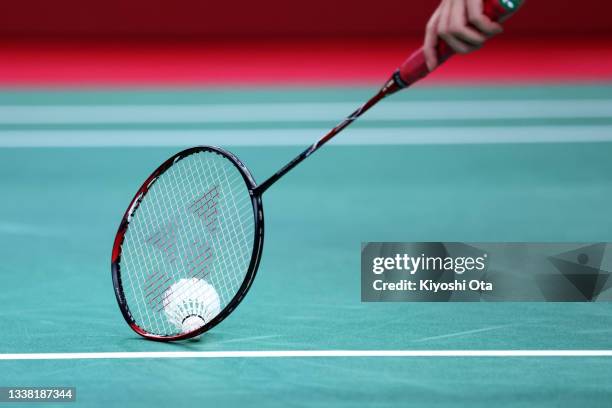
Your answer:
[468,15,484,26]
[472,35,485,44]
[448,24,461,35]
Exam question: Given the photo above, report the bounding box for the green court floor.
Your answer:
[1,85,612,406]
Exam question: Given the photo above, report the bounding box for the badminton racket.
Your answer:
[112,0,522,341]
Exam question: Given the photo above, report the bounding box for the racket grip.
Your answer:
[394,0,522,88]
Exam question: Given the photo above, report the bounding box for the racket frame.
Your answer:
[111,145,264,341]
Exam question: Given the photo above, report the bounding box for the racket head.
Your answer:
[111,146,264,341]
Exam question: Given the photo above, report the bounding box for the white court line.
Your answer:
[2,126,612,147]
[0,100,611,124]
[2,350,612,360]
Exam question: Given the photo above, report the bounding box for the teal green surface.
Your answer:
[1,86,612,407]
[1,84,610,105]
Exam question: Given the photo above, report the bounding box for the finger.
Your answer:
[440,34,479,54]
[466,0,503,36]
[436,0,453,37]
[437,0,479,56]
[423,8,441,70]
[447,0,486,45]
[452,25,487,45]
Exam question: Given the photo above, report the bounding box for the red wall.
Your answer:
[0,0,610,38]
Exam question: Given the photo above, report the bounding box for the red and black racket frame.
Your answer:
[111,146,265,341]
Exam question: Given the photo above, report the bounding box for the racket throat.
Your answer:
[254,146,312,195]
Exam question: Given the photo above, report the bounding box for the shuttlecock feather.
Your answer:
[163,278,221,335]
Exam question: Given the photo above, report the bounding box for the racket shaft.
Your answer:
[254,77,396,194]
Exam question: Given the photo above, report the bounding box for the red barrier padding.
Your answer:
[0,37,610,87]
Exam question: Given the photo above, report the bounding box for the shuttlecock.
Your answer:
[163,278,221,335]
